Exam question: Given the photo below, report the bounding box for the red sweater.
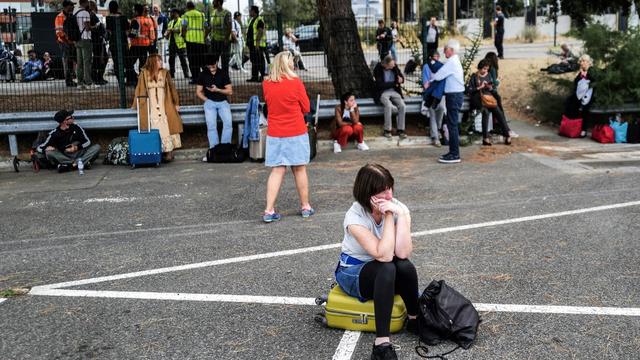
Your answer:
[263,77,310,137]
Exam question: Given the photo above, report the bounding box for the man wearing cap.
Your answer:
[165,8,190,79]
[55,0,77,87]
[37,110,101,172]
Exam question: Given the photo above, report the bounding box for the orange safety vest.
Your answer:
[130,16,157,47]
[55,12,68,44]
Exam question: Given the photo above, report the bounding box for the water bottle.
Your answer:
[77,158,84,176]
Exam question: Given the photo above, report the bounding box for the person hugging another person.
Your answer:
[335,163,419,360]
[467,59,511,146]
[332,92,369,153]
[261,51,314,223]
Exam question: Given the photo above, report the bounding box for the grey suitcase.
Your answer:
[249,126,267,161]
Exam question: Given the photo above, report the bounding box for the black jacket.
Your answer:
[373,63,404,103]
[37,123,92,153]
[466,72,499,111]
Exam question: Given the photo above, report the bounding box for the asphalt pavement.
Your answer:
[0,119,639,359]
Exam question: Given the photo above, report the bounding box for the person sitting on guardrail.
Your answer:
[332,92,369,153]
[374,55,407,141]
[335,163,419,360]
[282,28,306,71]
[21,50,43,82]
[133,54,183,162]
[37,110,101,173]
[467,60,511,146]
[196,58,233,160]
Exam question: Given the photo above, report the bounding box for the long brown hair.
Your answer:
[142,54,162,82]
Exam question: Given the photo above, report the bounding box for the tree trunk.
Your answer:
[317,0,375,99]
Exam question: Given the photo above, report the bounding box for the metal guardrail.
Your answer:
[1,96,469,156]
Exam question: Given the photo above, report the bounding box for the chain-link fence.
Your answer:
[0,10,424,112]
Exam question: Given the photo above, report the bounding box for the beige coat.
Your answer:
[132,68,184,135]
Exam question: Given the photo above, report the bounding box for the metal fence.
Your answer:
[0,10,424,113]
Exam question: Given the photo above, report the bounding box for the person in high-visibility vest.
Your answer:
[54,0,77,87]
[130,3,157,75]
[207,0,231,72]
[246,5,266,82]
[165,8,189,79]
[181,1,208,83]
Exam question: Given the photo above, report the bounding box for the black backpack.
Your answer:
[63,10,83,42]
[415,280,480,358]
[206,143,246,163]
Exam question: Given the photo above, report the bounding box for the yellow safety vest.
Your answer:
[209,8,230,42]
[183,9,206,44]
[168,18,186,49]
[251,15,266,47]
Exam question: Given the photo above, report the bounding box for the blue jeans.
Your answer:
[445,92,464,158]
[390,43,397,60]
[204,99,233,148]
[22,64,41,81]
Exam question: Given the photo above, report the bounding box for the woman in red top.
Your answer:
[261,51,313,223]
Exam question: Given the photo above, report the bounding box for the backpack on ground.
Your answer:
[206,143,245,163]
[591,124,615,144]
[415,280,480,358]
[63,11,82,42]
[103,137,130,165]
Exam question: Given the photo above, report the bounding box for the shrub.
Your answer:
[529,72,573,124]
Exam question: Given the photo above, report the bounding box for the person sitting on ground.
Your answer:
[541,44,578,74]
[282,28,306,71]
[422,51,447,147]
[335,163,419,360]
[564,54,596,137]
[37,110,101,173]
[22,50,43,82]
[558,43,576,64]
[42,52,54,80]
[196,59,233,161]
[374,55,407,140]
[467,59,511,146]
[332,92,369,153]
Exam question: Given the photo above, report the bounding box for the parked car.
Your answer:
[294,24,322,52]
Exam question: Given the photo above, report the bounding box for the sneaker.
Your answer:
[383,130,393,139]
[262,211,282,223]
[84,161,92,170]
[333,141,342,153]
[202,156,208,162]
[432,138,442,147]
[509,130,519,138]
[57,163,72,173]
[398,130,408,140]
[357,142,370,151]
[438,153,461,164]
[301,207,315,218]
[371,342,397,360]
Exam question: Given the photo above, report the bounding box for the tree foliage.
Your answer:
[419,0,444,19]
[557,0,640,28]
[118,0,147,18]
[161,0,187,13]
[262,0,317,24]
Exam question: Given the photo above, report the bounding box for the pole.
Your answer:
[114,16,127,108]
[421,16,427,65]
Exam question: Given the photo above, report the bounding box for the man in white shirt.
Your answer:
[431,40,464,163]
[75,0,95,89]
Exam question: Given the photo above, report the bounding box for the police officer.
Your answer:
[247,5,266,82]
[181,1,207,83]
[207,0,231,73]
[165,8,190,79]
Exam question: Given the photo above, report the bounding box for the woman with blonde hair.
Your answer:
[132,53,183,162]
[261,51,313,223]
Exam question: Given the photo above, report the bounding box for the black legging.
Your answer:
[359,257,419,338]
[482,106,510,139]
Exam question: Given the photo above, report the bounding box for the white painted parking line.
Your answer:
[332,331,361,360]
[28,289,640,317]
[30,200,640,292]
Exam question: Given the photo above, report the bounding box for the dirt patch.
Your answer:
[466,136,556,164]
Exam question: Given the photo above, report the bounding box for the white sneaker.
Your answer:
[357,142,369,151]
[202,156,208,162]
[509,130,520,138]
[333,141,342,153]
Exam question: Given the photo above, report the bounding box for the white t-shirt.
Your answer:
[75,8,92,40]
[282,35,297,51]
[232,20,243,42]
[427,26,437,43]
[341,199,409,262]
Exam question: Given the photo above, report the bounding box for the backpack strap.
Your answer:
[415,343,460,360]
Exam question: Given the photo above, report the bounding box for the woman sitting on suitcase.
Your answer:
[132,53,183,162]
[336,163,419,360]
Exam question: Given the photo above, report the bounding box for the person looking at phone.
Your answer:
[196,59,233,159]
[37,110,101,173]
[335,163,419,360]
[466,59,511,146]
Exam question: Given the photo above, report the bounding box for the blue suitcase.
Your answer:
[128,96,162,168]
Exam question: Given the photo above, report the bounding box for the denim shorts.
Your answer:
[265,132,310,167]
[335,262,369,302]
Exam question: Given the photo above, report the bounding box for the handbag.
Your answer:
[591,124,615,144]
[609,119,628,143]
[559,115,583,138]
[415,280,480,358]
[480,92,497,109]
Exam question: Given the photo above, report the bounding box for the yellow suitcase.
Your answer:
[315,285,407,333]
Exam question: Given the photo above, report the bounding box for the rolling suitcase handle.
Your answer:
[136,95,151,133]
[314,94,320,127]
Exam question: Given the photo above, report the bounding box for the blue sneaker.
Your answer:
[438,153,461,164]
[262,212,282,223]
[301,207,315,218]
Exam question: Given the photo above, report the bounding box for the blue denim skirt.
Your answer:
[265,133,310,167]
[335,262,369,302]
